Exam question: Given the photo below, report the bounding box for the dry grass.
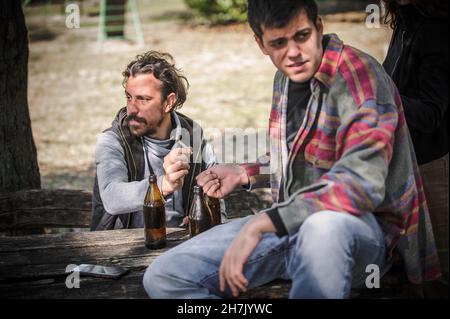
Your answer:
[24,1,390,191]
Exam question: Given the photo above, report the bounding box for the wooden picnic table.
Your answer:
[0,189,410,299]
[0,188,294,299]
[0,227,188,299]
[0,225,293,299]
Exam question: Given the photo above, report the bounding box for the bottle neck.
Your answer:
[144,177,164,206]
[189,190,207,219]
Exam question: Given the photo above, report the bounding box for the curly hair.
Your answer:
[122,51,189,110]
[382,0,448,29]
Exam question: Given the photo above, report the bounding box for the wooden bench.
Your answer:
[1,188,412,299]
[0,188,271,233]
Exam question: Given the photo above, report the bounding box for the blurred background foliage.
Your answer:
[183,0,375,24]
[184,0,247,24]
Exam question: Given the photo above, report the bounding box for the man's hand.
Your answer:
[161,147,192,197]
[219,213,276,297]
[196,164,249,198]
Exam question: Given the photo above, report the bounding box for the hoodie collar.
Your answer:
[143,111,182,147]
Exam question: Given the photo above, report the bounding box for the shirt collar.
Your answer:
[313,33,344,88]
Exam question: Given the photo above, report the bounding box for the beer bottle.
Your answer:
[143,175,167,249]
[205,195,221,226]
[188,186,213,237]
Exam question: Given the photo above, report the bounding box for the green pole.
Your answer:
[129,0,145,46]
[97,0,106,42]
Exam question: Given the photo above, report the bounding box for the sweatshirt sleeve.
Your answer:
[95,131,148,215]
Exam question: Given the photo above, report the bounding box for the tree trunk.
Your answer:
[0,1,41,192]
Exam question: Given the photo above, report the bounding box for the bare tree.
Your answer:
[0,1,41,192]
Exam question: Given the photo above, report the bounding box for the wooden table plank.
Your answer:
[0,228,188,283]
[0,189,92,230]
[0,227,186,251]
[0,215,295,299]
[0,270,148,299]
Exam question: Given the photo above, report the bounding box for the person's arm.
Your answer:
[401,25,449,134]
[96,132,190,215]
[95,131,148,215]
[266,100,398,236]
[196,152,272,199]
[239,152,271,191]
[219,212,276,297]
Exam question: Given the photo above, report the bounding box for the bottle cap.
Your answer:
[193,185,202,194]
[148,175,157,183]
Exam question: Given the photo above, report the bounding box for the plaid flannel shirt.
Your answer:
[241,34,441,284]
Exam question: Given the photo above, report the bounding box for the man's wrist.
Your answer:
[238,166,250,187]
[160,175,172,197]
[246,213,276,234]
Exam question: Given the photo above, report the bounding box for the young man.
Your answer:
[143,0,441,298]
[92,51,224,230]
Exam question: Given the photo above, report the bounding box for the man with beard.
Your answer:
[91,51,224,230]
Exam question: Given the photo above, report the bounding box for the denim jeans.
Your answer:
[143,210,387,299]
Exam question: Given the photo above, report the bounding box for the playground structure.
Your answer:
[97,0,144,45]
[22,0,145,45]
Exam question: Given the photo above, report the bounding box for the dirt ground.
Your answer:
[24,0,391,191]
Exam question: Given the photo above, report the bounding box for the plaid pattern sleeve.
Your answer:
[240,152,271,190]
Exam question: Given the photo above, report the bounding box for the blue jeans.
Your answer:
[143,211,388,299]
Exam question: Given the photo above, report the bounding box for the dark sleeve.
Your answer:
[402,23,449,134]
[266,208,288,238]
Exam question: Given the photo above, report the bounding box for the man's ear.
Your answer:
[163,93,176,113]
[254,34,269,55]
[316,16,324,37]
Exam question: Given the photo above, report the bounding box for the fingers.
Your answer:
[174,147,192,156]
[197,172,218,188]
[219,261,226,293]
[171,153,190,163]
[231,266,248,293]
[219,257,240,297]
[226,256,248,296]
[165,160,190,174]
[204,181,221,198]
[164,147,192,166]
[196,169,214,184]
[219,253,249,297]
[172,147,192,161]
[166,169,189,183]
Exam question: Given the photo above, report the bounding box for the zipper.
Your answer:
[118,122,136,229]
[390,29,406,78]
[186,138,203,214]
